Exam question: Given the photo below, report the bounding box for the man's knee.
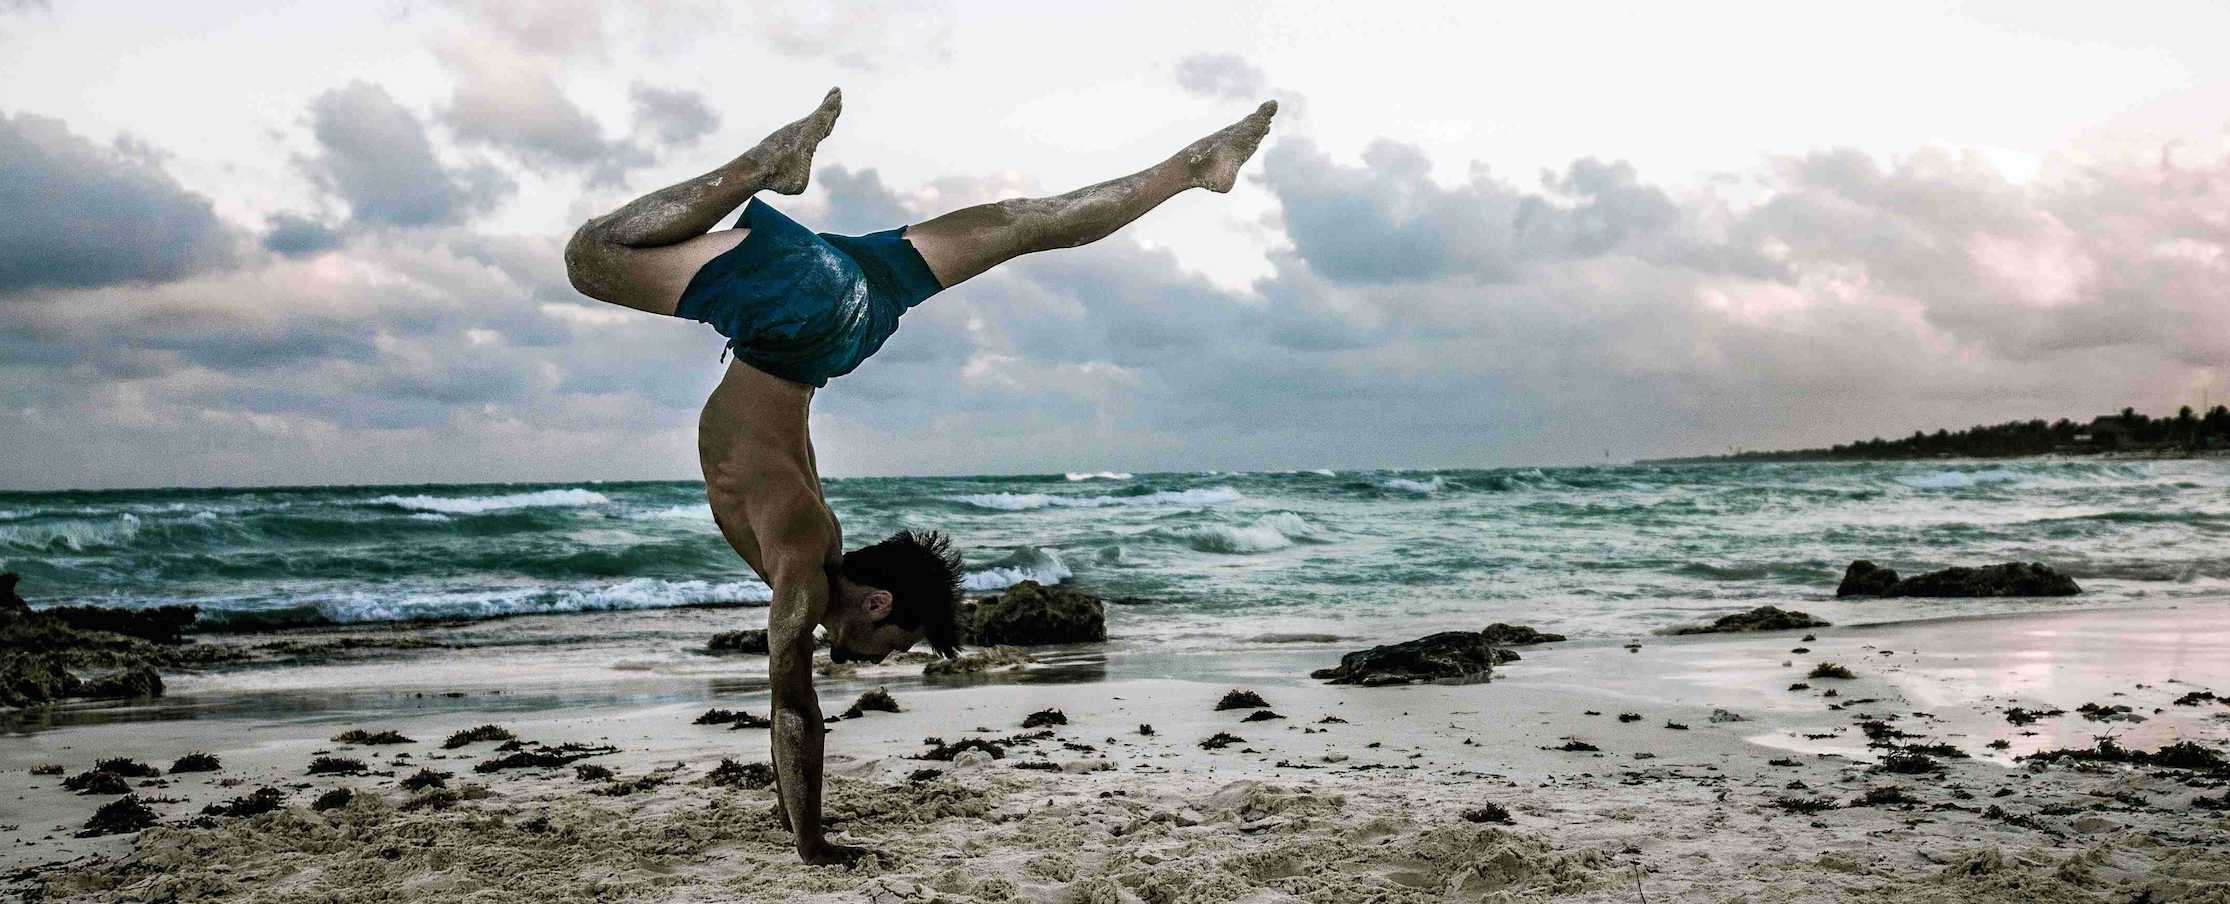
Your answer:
[563,218,619,300]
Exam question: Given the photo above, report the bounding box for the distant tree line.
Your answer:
[1654,406,2230,462]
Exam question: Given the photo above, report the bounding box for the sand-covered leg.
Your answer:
[904,100,1277,289]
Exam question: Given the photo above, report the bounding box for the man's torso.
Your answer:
[697,360,840,581]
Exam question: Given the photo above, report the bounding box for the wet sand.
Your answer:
[6,602,2229,902]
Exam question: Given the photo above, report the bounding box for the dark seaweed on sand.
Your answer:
[1773,795,1838,815]
[2019,738,2228,776]
[1316,716,1347,725]
[1664,721,1689,730]
[1875,751,1944,774]
[573,764,613,782]
[1242,710,1286,722]
[1199,732,1245,751]
[2173,690,2221,707]
[1461,803,1514,824]
[307,756,369,775]
[1012,760,1061,771]
[312,788,353,811]
[441,724,517,749]
[94,758,160,778]
[1547,740,1600,752]
[1215,689,1270,711]
[1617,713,1642,723]
[79,796,159,837]
[589,775,668,796]
[914,737,1007,761]
[1021,708,1068,728]
[169,752,221,773]
[842,687,902,719]
[201,787,285,818]
[400,768,449,790]
[332,729,414,745]
[1138,723,1156,735]
[1807,662,1857,680]
[63,771,130,795]
[2002,706,2065,725]
[1853,786,1919,807]
[471,743,617,774]
[706,758,776,789]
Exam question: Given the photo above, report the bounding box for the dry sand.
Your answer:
[6,603,2229,903]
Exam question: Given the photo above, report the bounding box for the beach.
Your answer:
[8,600,2228,903]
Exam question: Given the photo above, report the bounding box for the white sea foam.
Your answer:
[1894,469,2022,490]
[629,505,715,522]
[1170,512,1326,554]
[1381,476,1445,494]
[374,488,611,514]
[949,486,1243,511]
[1064,471,1133,481]
[962,547,1073,592]
[314,578,773,624]
[0,513,140,552]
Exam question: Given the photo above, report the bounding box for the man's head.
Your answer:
[823,529,964,664]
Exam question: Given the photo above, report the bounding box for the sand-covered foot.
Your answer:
[1181,100,1277,193]
[748,87,842,195]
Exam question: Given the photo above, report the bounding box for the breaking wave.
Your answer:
[373,488,611,514]
[1166,512,1327,554]
[948,486,1243,511]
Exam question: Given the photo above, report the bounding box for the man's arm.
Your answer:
[764,541,865,865]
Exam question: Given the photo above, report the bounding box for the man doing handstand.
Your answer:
[561,88,1275,864]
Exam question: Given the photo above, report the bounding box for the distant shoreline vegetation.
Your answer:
[1646,406,2230,463]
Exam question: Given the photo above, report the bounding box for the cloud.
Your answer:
[1173,53,1267,101]
[302,82,512,228]
[0,112,238,292]
[261,213,343,257]
[757,1,956,70]
[629,83,719,147]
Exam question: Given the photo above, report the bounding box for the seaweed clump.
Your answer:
[1460,803,1514,824]
[169,752,221,773]
[472,742,618,774]
[1773,795,1838,815]
[94,758,159,777]
[1808,662,1857,680]
[399,768,449,791]
[1216,689,1271,711]
[1199,732,1245,751]
[332,728,414,745]
[1021,708,1068,728]
[79,796,159,837]
[307,756,369,776]
[841,687,901,719]
[311,788,354,811]
[914,737,1007,761]
[201,787,285,818]
[706,758,776,789]
[63,771,131,795]
[440,724,516,749]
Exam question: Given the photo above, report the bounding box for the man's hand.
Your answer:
[799,839,881,867]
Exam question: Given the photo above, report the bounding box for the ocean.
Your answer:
[4,459,2226,650]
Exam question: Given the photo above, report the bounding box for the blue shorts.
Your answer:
[674,197,944,387]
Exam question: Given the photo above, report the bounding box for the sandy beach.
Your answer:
[8,601,2228,903]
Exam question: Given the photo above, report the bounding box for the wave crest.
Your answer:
[948,486,1242,511]
[373,488,611,514]
[1169,512,1326,554]
[961,547,1073,592]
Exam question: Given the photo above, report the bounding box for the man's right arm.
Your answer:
[763,525,866,865]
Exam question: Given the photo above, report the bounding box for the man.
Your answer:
[561,88,1276,865]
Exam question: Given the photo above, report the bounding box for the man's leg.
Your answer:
[563,88,843,316]
[905,101,1276,290]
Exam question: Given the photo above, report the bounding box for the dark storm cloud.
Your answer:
[260,213,343,257]
[1173,53,1268,101]
[629,84,719,147]
[0,112,237,292]
[304,82,511,228]
[814,165,916,235]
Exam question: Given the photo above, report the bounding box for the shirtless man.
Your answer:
[561,88,1276,865]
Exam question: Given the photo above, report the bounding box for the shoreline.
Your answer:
[7,601,2227,901]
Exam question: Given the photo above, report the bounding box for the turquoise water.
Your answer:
[3,460,2226,647]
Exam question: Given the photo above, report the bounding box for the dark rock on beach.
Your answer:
[957,580,1106,647]
[1835,560,2080,598]
[1,573,210,708]
[1312,631,1499,686]
[1664,606,1830,635]
[1478,623,1566,645]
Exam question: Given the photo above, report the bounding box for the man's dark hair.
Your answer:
[838,529,964,657]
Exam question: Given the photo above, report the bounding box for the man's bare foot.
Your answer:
[748,87,843,196]
[1180,100,1277,193]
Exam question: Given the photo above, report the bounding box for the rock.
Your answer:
[2,652,84,708]
[1837,560,2079,598]
[38,604,199,645]
[80,666,163,700]
[1836,561,1901,597]
[1890,562,2081,598]
[952,749,994,769]
[1311,631,1498,686]
[957,581,1106,646]
[923,645,1034,676]
[1664,606,1831,635]
[1478,623,1566,645]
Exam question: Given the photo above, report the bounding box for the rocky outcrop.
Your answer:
[1664,606,1830,635]
[1835,560,2080,598]
[1835,561,1901,597]
[1478,623,1566,645]
[705,629,770,655]
[958,581,1106,647]
[1,573,181,708]
[1311,631,1499,686]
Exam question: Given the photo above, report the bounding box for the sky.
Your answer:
[2,0,2227,489]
